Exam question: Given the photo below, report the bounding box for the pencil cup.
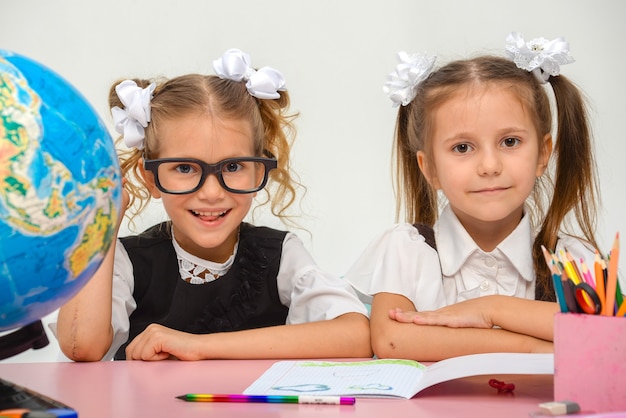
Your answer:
[554,313,626,413]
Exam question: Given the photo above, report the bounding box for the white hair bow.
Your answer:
[111,80,155,149]
[383,52,436,107]
[213,48,286,99]
[505,32,575,84]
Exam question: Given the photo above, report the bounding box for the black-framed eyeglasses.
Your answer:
[143,156,277,195]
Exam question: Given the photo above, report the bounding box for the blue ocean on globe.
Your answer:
[0,50,122,330]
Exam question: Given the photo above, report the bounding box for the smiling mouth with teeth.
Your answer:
[191,209,229,219]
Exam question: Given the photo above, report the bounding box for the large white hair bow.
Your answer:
[213,48,286,99]
[505,32,575,84]
[383,52,436,107]
[111,80,155,149]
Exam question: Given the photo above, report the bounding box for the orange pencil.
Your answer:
[594,251,606,313]
[617,300,626,317]
[603,232,619,316]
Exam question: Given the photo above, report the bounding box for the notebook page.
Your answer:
[243,359,426,399]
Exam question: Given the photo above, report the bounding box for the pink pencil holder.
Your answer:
[554,313,626,413]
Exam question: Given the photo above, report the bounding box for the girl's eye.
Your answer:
[223,162,243,173]
[502,137,521,148]
[175,164,196,174]
[452,143,473,154]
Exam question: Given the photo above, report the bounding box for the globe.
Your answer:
[0,50,122,331]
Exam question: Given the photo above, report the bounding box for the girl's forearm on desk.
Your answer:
[204,312,372,359]
[486,296,558,341]
[373,320,552,361]
[370,293,552,361]
[389,294,558,341]
[125,312,372,361]
[56,240,116,361]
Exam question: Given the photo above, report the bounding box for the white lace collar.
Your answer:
[171,229,238,284]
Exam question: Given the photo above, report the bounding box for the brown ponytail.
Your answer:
[533,74,599,300]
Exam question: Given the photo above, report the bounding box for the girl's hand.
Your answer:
[388,307,422,323]
[125,323,201,361]
[389,297,495,329]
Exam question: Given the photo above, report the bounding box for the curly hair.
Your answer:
[109,73,301,227]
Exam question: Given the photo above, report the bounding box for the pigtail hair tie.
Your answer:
[111,80,155,150]
[505,31,575,84]
[383,51,436,107]
[213,48,286,99]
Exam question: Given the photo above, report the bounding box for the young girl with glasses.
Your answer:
[57,49,371,361]
[345,33,604,361]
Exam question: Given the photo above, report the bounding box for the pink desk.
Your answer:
[0,359,553,417]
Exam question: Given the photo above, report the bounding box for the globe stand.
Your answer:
[0,320,49,360]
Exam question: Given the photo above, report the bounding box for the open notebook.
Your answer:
[244,352,553,399]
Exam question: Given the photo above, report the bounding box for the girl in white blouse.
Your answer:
[345,33,601,361]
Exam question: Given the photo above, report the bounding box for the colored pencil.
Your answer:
[603,233,619,316]
[542,246,569,312]
[579,259,595,287]
[565,249,584,283]
[176,394,356,405]
[616,279,624,308]
[541,245,554,269]
[559,250,581,285]
[594,251,606,314]
[550,266,569,313]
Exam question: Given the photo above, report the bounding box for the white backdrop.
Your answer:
[1,0,625,361]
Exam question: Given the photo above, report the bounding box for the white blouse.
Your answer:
[345,204,596,310]
[105,231,368,361]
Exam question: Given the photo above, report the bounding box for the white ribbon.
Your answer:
[111,80,155,150]
[383,51,436,107]
[505,32,575,84]
[213,48,286,99]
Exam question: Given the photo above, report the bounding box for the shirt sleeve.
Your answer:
[343,223,446,311]
[276,233,368,324]
[101,240,137,361]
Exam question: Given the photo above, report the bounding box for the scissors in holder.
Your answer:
[573,282,603,314]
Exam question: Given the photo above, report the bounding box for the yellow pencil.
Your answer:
[565,249,584,283]
[604,232,619,316]
[559,250,581,285]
